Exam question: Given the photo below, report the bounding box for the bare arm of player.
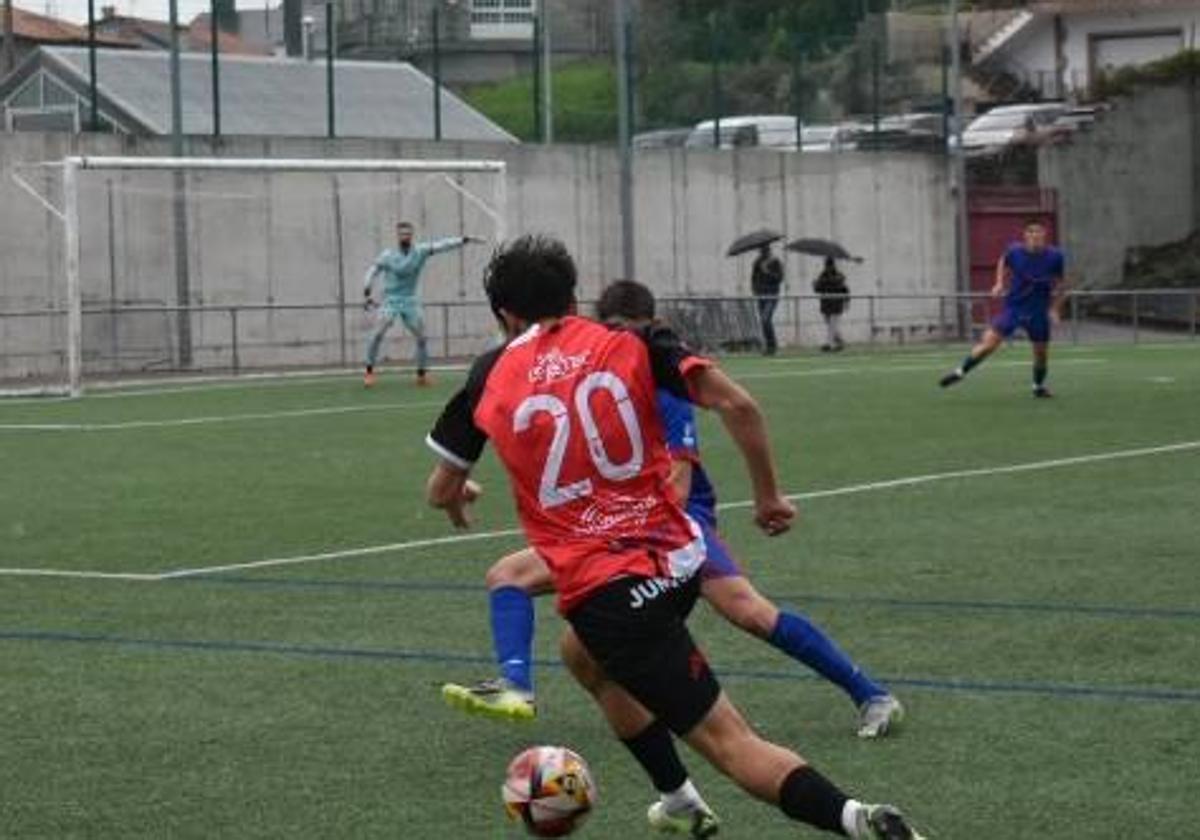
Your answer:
[669,457,693,505]
[425,461,482,528]
[991,254,1010,298]
[685,366,795,537]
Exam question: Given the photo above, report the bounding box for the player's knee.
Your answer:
[714,587,778,638]
[560,631,603,691]
[484,560,516,590]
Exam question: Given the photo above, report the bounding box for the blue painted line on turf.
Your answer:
[3,627,1200,706]
[187,574,1200,621]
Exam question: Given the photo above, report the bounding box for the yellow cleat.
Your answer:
[441,679,536,722]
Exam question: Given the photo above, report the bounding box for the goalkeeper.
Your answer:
[363,221,483,387]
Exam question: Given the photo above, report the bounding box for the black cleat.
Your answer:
[939,370,963,388]
[1033,386,1053,398]
[861,804,926,839]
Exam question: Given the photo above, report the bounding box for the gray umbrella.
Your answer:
[786,238,863,262]
[726,229,783,257]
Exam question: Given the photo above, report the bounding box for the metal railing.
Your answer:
[1,289,1197,387]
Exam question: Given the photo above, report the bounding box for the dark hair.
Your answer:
[397,221,414,230]
[596,279,656,323]
[483,234,577,322]
[1023,219,1046,230]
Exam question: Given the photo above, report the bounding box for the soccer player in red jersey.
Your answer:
[424,236,925,839]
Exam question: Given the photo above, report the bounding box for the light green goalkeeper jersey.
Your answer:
[365,238,466,305]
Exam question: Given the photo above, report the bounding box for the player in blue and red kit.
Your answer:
[940,220,1067,397]
[425,240,925,839]
[443,281,902,754]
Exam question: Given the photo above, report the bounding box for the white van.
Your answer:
[685,115,799,151]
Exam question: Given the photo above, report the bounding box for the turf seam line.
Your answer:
[2,628,1198,705]
[183,576,1200,620]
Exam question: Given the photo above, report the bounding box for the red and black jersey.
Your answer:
[427,316,713,614]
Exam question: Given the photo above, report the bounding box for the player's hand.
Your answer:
[990,284,1005,299]
[444,480,483,529]
[364,297,377,312]
[754,495,796,537]
[1050,307,1062,325]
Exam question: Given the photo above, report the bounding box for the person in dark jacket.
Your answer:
[751,244,785,355]
[813,257,849,352]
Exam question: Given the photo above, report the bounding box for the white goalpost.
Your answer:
[3,156,507,398]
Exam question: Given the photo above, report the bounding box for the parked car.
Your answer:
[632,128,693,151]
[685,115,798,151]
[958,102,1068,151]
[800,123,858,152]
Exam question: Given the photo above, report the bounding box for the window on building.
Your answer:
[470,0,534,40]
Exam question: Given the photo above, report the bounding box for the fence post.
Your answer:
[1192,291,1198,341]
[1132,292,1140,344]
[230,307,240,374]
[792,296,801,348]
[442,303,451,360]
[868,295,876,345]
[938,295,947,345]
[1070,292,1079,344]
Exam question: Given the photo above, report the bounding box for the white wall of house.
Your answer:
[998,7,1200,97]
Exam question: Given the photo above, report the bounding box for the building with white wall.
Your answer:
[975,0,1200,99]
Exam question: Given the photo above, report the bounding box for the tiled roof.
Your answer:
[10,7,135,47]
[25,46,517,142]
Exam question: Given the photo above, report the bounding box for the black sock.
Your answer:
[1033,362,1047,387]
[961,354,981,374]
[621,719,688,794]
[366,365,373,374]
[779,765,850,835]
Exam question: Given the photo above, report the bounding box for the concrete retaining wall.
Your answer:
[0,132,956,381]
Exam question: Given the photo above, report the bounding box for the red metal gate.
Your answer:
[967,186,1059,327]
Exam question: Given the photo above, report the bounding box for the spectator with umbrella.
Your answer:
[728,229,786,356]
[788,238,861,353]
[813,257,850,352]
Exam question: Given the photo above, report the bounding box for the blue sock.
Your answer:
[1033,362,1048,387]
[768,611,885,707]
[490,586,535,692]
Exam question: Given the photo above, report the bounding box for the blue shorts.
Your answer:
[992,307,1050,343]
[699,521,744,581]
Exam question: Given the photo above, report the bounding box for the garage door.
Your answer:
[1092,30,1183,74]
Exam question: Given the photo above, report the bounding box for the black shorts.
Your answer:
[566,574,721,736]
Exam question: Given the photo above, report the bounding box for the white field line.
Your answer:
[82,363,473,400]
[0,357,1108,428]
[737,357,1104,380]
[722,440,1200,510]
[0,401,444,431]
[0,568,159,581]
[7,438,1188,583]
[156,528,526,580]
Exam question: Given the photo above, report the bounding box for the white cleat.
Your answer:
[857,695,904,739]
[647,800,720,837]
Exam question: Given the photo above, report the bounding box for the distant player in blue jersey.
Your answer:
[940,220,1067,397]
[443,281,902,761]
[363,221,483,387]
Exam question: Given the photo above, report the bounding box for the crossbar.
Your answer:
[66,156,506,174]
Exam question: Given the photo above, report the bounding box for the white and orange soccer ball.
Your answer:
[502,746,597,837]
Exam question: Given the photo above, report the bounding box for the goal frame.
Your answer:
[48,155,507,398]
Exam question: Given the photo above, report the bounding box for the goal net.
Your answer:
[1,156,506,397]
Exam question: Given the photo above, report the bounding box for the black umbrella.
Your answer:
[786,238,863,262]
[726,229,783,257]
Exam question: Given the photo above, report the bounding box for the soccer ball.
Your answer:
[502,745,597,837]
